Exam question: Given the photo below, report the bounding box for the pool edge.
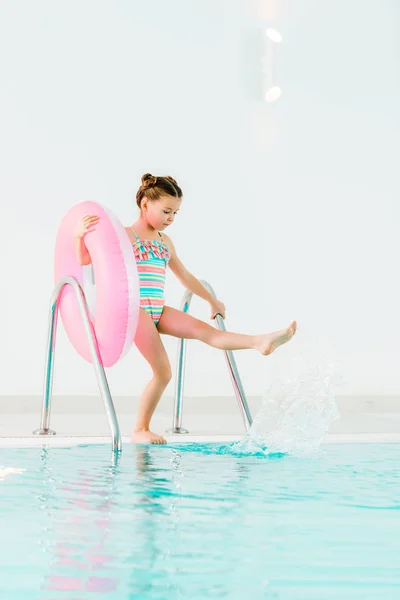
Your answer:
[1,432,400,447]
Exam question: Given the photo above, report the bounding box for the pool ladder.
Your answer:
[33,278,252,451]
[167,282,252,435]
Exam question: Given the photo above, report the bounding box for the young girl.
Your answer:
[74,173,297,444]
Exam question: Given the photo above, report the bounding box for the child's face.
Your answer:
[146,195,182,231]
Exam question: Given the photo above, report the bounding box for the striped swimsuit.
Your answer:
[131,227,171,325]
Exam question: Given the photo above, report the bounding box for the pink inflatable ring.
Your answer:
[54,201,139,367]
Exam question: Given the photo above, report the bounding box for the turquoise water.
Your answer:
[1,443,399,599]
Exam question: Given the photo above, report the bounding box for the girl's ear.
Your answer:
[142,199,148,211]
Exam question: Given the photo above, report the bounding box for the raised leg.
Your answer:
[157,306,296,355]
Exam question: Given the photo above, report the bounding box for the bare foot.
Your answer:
[256,320,297,356]
[131,429,167,445]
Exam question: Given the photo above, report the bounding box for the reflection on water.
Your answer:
[38,447,120,596]
[0,465,25,480]
[1,443,400,599]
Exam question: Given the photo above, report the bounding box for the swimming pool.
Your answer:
[1,442,399,599]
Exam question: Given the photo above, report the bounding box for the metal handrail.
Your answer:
[33,276,121,452]
[168,280,253,434]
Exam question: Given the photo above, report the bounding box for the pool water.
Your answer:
[1,443,399,599]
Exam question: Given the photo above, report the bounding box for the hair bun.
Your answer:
[141,173,158,188]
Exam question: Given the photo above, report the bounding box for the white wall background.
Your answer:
[0,0,399,398]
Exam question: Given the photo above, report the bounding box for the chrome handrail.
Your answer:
[168,280,253,434]
[33,276,121,452]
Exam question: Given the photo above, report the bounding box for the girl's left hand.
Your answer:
[210,299,226,320]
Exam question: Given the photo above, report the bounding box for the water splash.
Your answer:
[234,337,342,456]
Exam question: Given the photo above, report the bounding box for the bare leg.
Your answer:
[157,307,297,355]
[131,308,172,444]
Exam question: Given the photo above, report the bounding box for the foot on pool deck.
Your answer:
[256,320,297,356]
[131,429,167,445]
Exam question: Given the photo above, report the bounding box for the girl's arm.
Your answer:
[164,234,226,318]
[74,235,92,266]
[74,215,100,266]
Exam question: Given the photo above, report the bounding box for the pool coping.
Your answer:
[1,432,400,447]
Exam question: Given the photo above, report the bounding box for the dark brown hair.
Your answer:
[136,173,182,209]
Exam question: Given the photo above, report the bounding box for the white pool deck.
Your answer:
[1,395,400,447]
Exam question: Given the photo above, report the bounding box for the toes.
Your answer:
[146,434,167,445]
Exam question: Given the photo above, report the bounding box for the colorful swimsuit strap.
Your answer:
[131,226,163,243]
[131,226,140,243]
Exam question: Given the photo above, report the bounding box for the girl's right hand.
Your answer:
[74,215,100,239]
